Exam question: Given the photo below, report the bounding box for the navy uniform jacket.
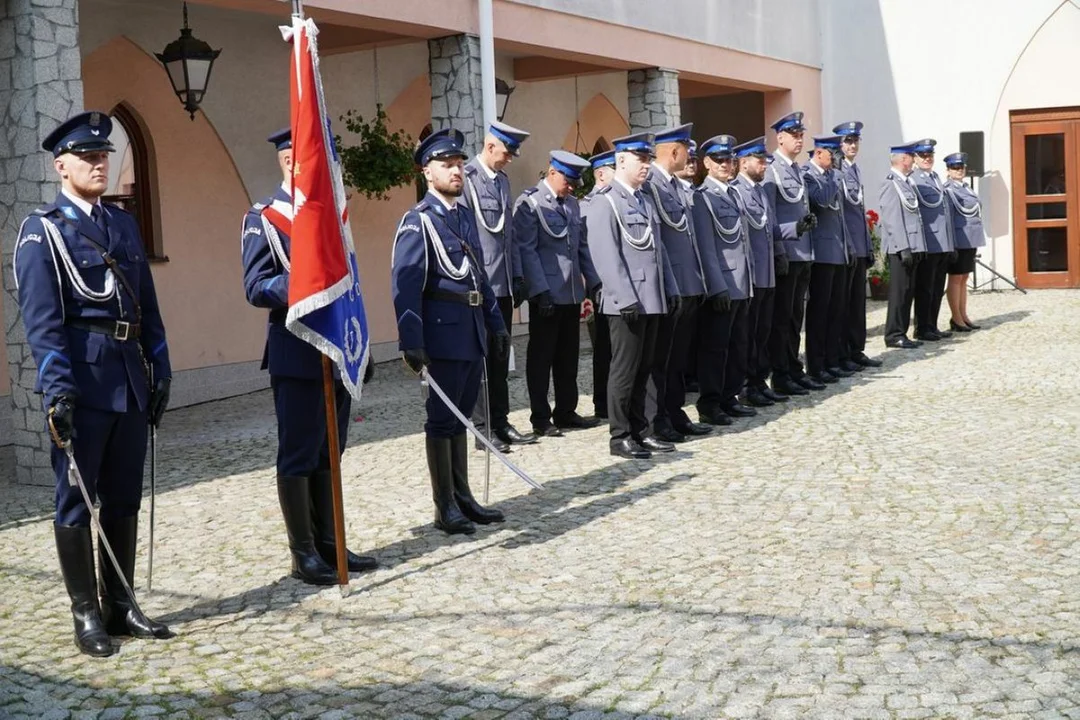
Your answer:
[803,162,852,266]
[692,177,751,301]
[911,168,955,254]
[584,180,677,316]
[513,181,600,306]
[391,192,505,360]
[14,193,170,414]
[838,159,872,258]
[643,166,707,297]
[459,158,520,297]
[763,152,813,261]
[878,171,928,255]
[943,179,986,249]
[731,175,779,289]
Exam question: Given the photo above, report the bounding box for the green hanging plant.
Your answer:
[335,104,417,201]
[573,165,596,200]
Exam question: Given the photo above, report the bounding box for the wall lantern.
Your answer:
[155,2,222,120]
[495,78,515,122]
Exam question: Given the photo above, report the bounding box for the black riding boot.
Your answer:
[54,524,113,657]
[310,469,377,573]
[450,434,505,524]
[277,475,337,585]
[99,515,174,639]
[426,437,475,535]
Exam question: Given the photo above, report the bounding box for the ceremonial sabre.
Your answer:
[147,420,157,592]
[481,364,492,503]
[421,367,542,490]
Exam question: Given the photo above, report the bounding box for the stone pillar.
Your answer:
[627,68,681,133]
[1,0,84,485]
[427,34,484,157]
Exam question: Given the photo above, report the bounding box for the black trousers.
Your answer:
[770,260,812,382]
[805,262,848,375]
[592,311,611,416]
[721,298,750,404]
[840,256,869,360]
[647,297,701,432]
[885,252,921,342]
[526,303,581,429]
[696,301,735,418]
[607,313,660,441]
[472,295,514,432]
[913,252,949,334]
[747,287,775,387]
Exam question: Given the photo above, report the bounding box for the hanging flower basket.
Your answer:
[335,104,417,201]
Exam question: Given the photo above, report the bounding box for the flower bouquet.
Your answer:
[866,209,889,300]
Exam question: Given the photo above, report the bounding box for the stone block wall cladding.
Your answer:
[627,67,681,132]
[427,34,484,157]
[1,0,85,485]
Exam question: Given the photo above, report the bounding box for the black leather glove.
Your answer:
[363,361,375,385]
[620,306,640,327]
[914,251,926,262]
[775,254,789,277]
[847,253,857,267]
[511,277,528,308]
[667,295,682,316]
[149,377,171,428]
[531,291,554,318]
[588,285,602,306]
[949,250,959,262]
[806,212,819,229]
[710,290,731,313]
[492,330,510,361]
[900,248,913,269]
[403,348,430,374]
[47,396,74,446]
[795,217,811,236]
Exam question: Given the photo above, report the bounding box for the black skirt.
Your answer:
[948,248,976,275]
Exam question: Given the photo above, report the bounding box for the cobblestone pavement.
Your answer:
[2,291,1079,719]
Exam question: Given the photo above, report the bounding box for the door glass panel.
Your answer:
[1025,133,1066,195]
[1027,227,1068,272]
[1027,202,1068,220]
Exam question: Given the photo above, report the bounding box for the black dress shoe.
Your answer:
[699,411,734,426]
[914,330,941,342]
[840,359,863,373]
[852,353,883,368]
[935,328,953,338]
[533,425,563,438]
[772,379,808,396]
[720,402,757,418]
[673,421,713,436]
[610,438,651,459]
[653,427,687,443]
[761,386,790,402]
[810,372,838,385]
[797,375,827,390]
[554,413,601,430]
[742,387,775,407]
[495,424,538,445]
[949,320,972,333]
[885,337,920,349]
[827,365,854,378]
[638,435,675,453]
[476,435,511,453]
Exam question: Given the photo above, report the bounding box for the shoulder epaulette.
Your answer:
[464,164,477,177]
[33,204,59,217]
[415,199,432,212]
[597,185,613,195]
[102,201,132,217]
[522,186,539,196]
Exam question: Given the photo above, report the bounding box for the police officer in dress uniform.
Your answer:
[909,139,957,342]
[803,135,857,385]
[643,124,713,444]
[584,132,680,460]
[763,111,821,396]
[241,128,377,586]
[731,136,790,407]
[941,152,985,332]
[514,150,601,436]
[582,150,616,420]
[459,121,535,452]
[391,129,510,534]
[15,111,173,656]
[692,135,753,422]
[833,121,883,371]
[880,142,929,349]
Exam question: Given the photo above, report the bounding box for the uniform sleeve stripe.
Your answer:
[38,351,64,381]
[152,340,167,358]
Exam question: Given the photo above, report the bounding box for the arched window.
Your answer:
[103,104,164,259]
[592,137,611,155]
[415,123,433,202]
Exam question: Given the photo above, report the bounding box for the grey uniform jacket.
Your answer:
[763,153,813,262]
[943,179,986,250]
[910,168,955,254]
[731,175,778,289]
[878,171,928,255]
[584,181,678,316]
[513,181,601,306]
[644,166,707,297]
[838,159,872,258]
[803,162,852,266]
[692,177,752,301]
[460,158,519,297]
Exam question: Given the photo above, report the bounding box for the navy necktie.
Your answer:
[446,206,460,236]
[90,205,106,235]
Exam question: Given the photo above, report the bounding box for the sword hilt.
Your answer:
[46,406,69,451]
